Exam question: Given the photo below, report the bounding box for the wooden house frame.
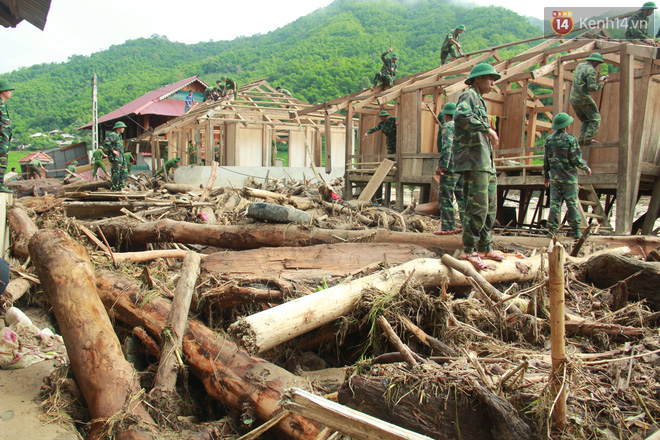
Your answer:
[150,79,355,174]
[304,32,660,234]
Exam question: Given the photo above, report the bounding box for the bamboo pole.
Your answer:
[548,240,567,429]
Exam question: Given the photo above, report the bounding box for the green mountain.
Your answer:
[4,0,541,145]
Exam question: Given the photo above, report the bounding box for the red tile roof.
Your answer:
[19,152,53,163]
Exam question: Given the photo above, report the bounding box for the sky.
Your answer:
[0,0,653,74]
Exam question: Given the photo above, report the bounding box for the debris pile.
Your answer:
[1,175,659,440]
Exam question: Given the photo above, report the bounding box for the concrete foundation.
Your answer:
[173,165,344,188]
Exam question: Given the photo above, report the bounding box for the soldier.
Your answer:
[215,79,226,100]
[544,113,592,238]
[203,87,215,102]
[453,63,503,271]
[123,151,134,175]
[276,86,292,97]
[28,158,47,179]
[154,157,181,179]
[103,121,127,191]
[67,161,78,174]
[91,148,108,180]
[569,53,607,145]
[440,25,466,65]
[625,2,657,44]
[0,80,15,193]
[433,102,465,235]
[223,77,237,100]
[363,110,397,155]
[371,48,399,91]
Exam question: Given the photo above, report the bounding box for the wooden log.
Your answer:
[112,249,192,264]
[280,388,433,440]
[337,375,531,440]
[153,252,200,391]
[246,202,312,224]
[97,220,658,257]
[0,278,31,312]
[94,270,322,440]
[548,241,567,430]
[161,183,201,194]
[376,316,418,368]
[7,178,63,198]
[7,205,38,259]
[201,285,284,308]
[28,229,155,440]
[564,320,648,341]
[199,161,218,201]
[62,179,111,192]
[244,187,315,210]
[400,316,458,357]
[583,253,660,310]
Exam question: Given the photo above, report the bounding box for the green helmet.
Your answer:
[465,63,501,85]
[585,53,604,63]
[378,110,390,117]
[457,24,466,31]
[174,157,181,162]
[113,121,127,130]
[552,112,574,130]
[440,102,456,115]
[0,80,15,92]
[72,161,78,165]
[391,53,399,59]
[641,1,657,9]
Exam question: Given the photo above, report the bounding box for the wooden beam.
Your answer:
[358,159,395,202]
[616,45,635,233]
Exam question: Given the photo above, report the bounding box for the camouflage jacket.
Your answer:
[0,98,12,150]
[441,29,461,52]
[452,87,494,173]
[570,62,604,103]
[379,51,398,77]
[224,78,237,91]
[543,129,589,184]
[625,11,651,40]
[367,117,397,151]
[103,131,124,159]
[92,148,105,162]
[437,120,456,172]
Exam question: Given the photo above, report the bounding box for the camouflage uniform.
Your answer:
[441,29,462,65]
[103,131,126,191]
[0,97,11,184]
[155,158,180,177]
[453,87,496,254]
[625,11,652,40]
[372,51,398,88]
[224,78,237,99]
[92,148,108,178]
[437,119,464,231]
[366,117,397,154]
[543,129,590,235]
[569,62,604,143]
[124,151,134,175]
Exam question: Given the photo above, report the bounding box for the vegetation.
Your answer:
[2,0,541,146]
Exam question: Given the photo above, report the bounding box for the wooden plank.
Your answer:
[616,46,635,233]
[358,159,395,202]
[642,178,660,235]
[0,193,10,257]
[325,110,332,173]
[281,388,434,440]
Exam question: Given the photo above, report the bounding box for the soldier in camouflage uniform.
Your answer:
[103,121,128,191]
[453,64,503,271]
[569,53,607,145]
[544,113,592,238]
[0,80,15,193]
[440,25,465,65]
[625,2,657,44]
[371,48,399,90]
[433,102,464,235]
[91,148,108,180]
[363,110,397,155]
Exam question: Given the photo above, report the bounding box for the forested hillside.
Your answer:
[4,0,540,145]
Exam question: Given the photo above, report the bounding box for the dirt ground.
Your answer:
[0,308,78,440]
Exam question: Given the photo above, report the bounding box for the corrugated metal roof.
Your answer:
[0,0,51,30]
[79,76,209,129]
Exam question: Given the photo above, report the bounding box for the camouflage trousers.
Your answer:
[373,72,394,88]
[461,171,497,253]
[440,45,461,65]
[0,143,7,183]
[546,180,581,232]
[109,156,126,191]
[386,141,396,155]
[570,97,601,143]
[438,172,465,231]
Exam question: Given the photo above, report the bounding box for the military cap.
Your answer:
[391,53,399,59]
[378,110,390,117]
[585,53,604,63]
[551,112,574,130]
[440,102,457,115]
[0,80,15,92]
[457,24,466,31]
[174,157,181,162]
[641,1,657,9]
[72,161,78,165]
[113,121,127,129]
[465,63,501,85]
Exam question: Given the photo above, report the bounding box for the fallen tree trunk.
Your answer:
[29,229,155,440]
[7,177,63,198]
[95,270,322,440]
[244,187,315,210]
[0,278,32,312]
[7,205,38,258]
[246,202,312,224]
[63,179,111,192]
[337,375,531,440]
[96,219,656,256]
[584,253,660,310]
